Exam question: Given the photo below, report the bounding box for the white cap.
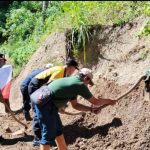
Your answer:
[79,68,94,86]
[45,63,54,69]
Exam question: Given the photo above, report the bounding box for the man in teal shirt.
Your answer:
[31,68,117,150]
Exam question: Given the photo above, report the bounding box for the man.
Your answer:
[28,58,79,95]
[30,68,117,150]
[0,53,12,113]
[0,53,12,144]
[20,63,53,121]
[28,58,79,146]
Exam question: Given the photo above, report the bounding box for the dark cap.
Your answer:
[0,53,6,61]
[66,58,79,70]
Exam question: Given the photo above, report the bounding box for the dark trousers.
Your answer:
[20,86,31,113]
[28,78,42,140]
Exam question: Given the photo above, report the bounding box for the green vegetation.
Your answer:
[0,1,149,76]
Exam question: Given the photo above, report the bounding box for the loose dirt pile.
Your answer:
[0,16,150,150]
[0,79,149,150]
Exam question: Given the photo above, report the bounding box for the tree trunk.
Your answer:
[42,1,49,22]
[42,1,49,11]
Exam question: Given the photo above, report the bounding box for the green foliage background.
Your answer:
[0,1,149,76]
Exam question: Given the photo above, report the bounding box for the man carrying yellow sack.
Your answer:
[28,58,79,146]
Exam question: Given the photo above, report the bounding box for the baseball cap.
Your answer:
[0,53,6,61]
[66,58,79,70]
[79,68,94,86]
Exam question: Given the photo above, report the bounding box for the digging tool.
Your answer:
[62,110,85,116]
[0,100,28,136]
[94,76,145,114]
[59,107,86,116]
[116,76,144,100]
[2,100,28,129]
[0,91,28,135]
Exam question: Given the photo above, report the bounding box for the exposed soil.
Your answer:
[0,16,150,150]
[0,79,149,150]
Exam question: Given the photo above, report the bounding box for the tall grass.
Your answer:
[55,1,147,64]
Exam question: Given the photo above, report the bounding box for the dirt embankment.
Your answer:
[1,32,67,112]
[0,15,150,150]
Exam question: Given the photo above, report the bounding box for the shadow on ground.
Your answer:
[64,117,122,144]
[1,135,33,146]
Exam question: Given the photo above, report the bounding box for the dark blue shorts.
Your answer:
[31,86,63,145]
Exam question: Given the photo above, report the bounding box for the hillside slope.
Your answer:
[6,32,66,112]
[0,16,150,150]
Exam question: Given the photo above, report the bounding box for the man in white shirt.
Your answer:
[0,53,12,113]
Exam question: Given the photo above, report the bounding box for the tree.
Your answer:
[42,1,49,22]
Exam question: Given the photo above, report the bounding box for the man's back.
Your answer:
[35,66,64,80]
[21,69,44,87]
[48,75,92,108]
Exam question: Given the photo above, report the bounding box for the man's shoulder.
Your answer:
[66,75,84,86]
[42,66,63,73]
[54,66,64,71]
[25,69,43,79]
[1,64,12,68]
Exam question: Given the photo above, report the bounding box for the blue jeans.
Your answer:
[20,85,31,113]
[30,85,63,145]
[35,100,63,145]
[31,102,41,140]
[28,78,42,140]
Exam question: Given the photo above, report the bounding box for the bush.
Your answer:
[4,7,37,41]
[0,1,149,75]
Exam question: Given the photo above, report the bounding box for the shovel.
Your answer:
[94,76,145,114]
[2,100,28,136]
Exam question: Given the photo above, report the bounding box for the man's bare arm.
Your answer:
[70,97,117,114]
[88,96,117,106]
[70,99,92,112]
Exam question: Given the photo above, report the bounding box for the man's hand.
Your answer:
[90,100,118,114]
[0,92,4,103]
[58,107,66,114]
[108,99,118,105]
[37,95,43,104]
[89,96,118,106]
[0,99,4,103]
[91,107,102,114]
